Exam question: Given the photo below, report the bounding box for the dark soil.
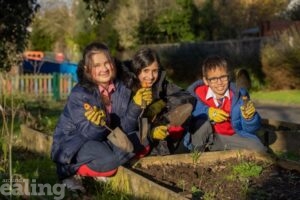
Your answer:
[132,156,300,200]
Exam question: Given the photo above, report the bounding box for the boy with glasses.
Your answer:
[185,55,266,152]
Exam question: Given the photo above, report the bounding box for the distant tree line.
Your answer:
[1,0,300,72]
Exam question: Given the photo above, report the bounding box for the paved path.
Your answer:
[255,102,300,125]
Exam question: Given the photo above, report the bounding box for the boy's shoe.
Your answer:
[62,175,86,193]
[166,103,193,126]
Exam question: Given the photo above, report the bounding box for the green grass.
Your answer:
[173,77,300,106]
[0,148,139,200]
[251,90,300,105]
[274,151,300,162]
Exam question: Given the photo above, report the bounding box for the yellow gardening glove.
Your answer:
[150,125,168,140]
[208,107,229,123]
[240,101,256,120]
[133,88,153,108]
[145,99,166,119]
[84,103,106,126]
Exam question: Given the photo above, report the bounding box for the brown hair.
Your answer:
[77,42,116,86]
[202,55,229,78]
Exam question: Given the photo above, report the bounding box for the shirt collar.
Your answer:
[98,81,115,94]
[206,87,230,100]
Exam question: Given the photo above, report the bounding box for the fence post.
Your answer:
[52,73,60,101]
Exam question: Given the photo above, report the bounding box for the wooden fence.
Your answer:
[0,73,75,100]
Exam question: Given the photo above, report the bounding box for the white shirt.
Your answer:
[206,87,230,107]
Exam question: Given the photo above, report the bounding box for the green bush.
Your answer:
[261,26,300,90]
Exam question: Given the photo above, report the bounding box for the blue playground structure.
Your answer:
[22,60,78,82]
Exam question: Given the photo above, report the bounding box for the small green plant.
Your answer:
[190,146,205,166]
[191,185,203,199]
[177,179,186,192]
[203,191,216,200]
[240,178,250,197]
[232,162,263,179]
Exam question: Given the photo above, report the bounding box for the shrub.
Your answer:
[261,26,300,90]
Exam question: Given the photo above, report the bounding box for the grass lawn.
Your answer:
[251,90,300,106]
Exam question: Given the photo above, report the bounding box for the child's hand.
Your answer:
[208,107,229,123]
[84,103,106,126]
[150,125,168,140]
[240,101,256,120]
[145,100,166,119]
[133,88,152,107]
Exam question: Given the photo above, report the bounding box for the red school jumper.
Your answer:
[195,85,235,136]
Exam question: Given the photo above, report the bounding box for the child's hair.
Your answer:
[76,42,116,85]
[124,47,162,91]
[131,47,162,76]
[202,55,229,78]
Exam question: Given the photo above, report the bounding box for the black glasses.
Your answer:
[207,75,229,83]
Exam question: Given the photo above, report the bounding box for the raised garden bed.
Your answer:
[128,150,300,200]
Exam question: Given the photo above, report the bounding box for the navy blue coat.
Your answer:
[51,79,142,166]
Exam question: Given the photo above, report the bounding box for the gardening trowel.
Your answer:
[235,68,252,107]
[83,103,134,152]
[107,127,134,153]
[165,103,193,126]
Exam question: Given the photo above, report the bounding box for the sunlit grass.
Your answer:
[251,90,300,105]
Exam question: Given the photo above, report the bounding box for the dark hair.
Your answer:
[131,47,161,76]
[125,48,162,91]
[76,42,115,88]
[202,55,229,78]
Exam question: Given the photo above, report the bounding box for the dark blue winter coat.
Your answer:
[51,79,142,165]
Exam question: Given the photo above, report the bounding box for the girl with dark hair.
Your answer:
[51,42,152,192]
[125,47,196,155]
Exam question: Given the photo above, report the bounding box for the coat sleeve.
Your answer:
[51,87,110,164]
[163,80,196,110]
[110,83,142,133]
[121,100,142,133]
[187,80,210,117]
[192,100,209,117]
[61,89,110,141]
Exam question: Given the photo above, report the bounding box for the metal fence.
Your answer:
[0,73,75,100]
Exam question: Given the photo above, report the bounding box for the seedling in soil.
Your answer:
[233,162,262,178]
[190,146,203,166]
[191,185,203,199]
[227,161,263,181]
[177,179,186,192]
[203,191,216,200]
